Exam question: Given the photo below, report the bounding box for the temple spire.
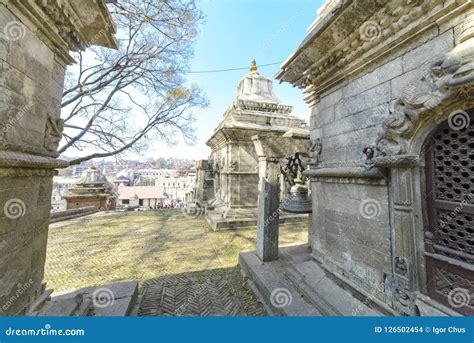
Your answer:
[250,59,258,74]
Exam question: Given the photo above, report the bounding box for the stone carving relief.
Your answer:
[393,288,417,316]
[278,0,443,94]
[364,41,474,167]
[37,0,85,51]
[308,138,322,167]
[394,256,408,276]
[233,100,293,114]
[229,161,238,172]
[44,114,64,152]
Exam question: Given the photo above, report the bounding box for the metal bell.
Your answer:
[280,180,312,214]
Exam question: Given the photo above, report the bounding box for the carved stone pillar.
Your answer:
[253,132,310,262]
[256,157,281,261]
[388,166,419,315]
[0,0,116,315]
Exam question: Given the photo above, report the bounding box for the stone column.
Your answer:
[253,132,310,262]
[195,160,207,204]
[388,166,419,315]
[256,157,281,261]
[0,0,116,315]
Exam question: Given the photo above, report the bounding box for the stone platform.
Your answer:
[206,208,308,231]
[239,244,394,316]
[29,281,138,316]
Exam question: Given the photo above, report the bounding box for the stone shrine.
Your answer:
[0,0,117,315]
[64,166,116,210]
[241,0,473,316]
[204,60,307,230]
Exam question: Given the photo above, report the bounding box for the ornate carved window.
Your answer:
[424,109,473,316]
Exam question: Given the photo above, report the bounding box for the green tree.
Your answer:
[156,157,167,169]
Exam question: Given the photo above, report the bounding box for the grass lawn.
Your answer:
[45,209,307,293]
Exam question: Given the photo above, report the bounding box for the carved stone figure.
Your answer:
[308,138,322,166]
[366,42,474,164]
[44,115,64,152]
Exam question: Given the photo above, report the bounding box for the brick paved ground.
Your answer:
[45,210,307,316]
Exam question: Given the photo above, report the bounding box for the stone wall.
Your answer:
[50,206,98,224]
[277,0,474,314]
[66,197,107,210]
[0,3,67,315]
[308,10,465,296]
[0,0,116,315]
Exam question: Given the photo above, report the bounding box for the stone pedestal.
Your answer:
[0,0,116,315]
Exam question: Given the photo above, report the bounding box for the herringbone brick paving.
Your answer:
[45,210,307,316]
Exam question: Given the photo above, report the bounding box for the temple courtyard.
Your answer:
[44,210,307,316]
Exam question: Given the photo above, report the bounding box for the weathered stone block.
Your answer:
[401,30,453,73]
[343,58,403,99]
[334,82,390,120]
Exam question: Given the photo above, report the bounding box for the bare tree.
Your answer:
[60,0,207,165]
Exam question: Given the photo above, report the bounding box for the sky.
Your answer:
[63,0,325,162]
[147,0,325,160]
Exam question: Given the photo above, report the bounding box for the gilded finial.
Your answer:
[250,59,258,74]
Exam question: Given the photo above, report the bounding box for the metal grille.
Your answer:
[432,125,474,203]
[425,110,473,315]
[435,210,474,260]
[430,115,474,261]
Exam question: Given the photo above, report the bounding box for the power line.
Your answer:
[187,61,282,74]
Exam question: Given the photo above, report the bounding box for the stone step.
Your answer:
[34,294,93,316]
[33,281,138,316]
[26,289,54,315]
[240,244,396,316]
[239,248,321,316]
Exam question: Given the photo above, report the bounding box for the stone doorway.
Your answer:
[423,109,473,316]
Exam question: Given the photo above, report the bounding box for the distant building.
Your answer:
[112,175,129,188]
[117,186,167,208]
[51,176,79,212]
[64,167,116,210]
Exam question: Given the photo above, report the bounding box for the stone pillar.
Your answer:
[0,0,116,315]
[256,157,281,261]
[388,166,419,315]
[253,131,310,262]
[194,159,214,206]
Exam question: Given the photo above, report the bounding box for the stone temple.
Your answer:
[204,60,308,230]
[64,167,116,211]
[0,0,472,318]
[240,0,474,316]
